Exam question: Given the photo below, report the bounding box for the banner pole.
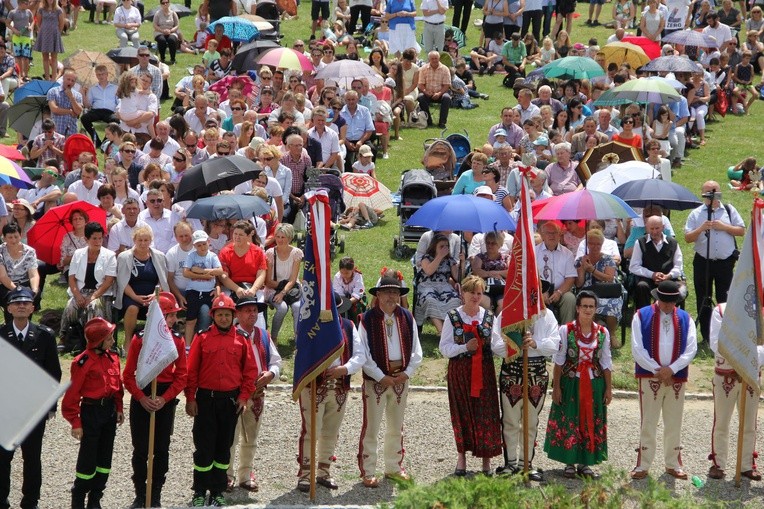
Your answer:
[735,380,748,488]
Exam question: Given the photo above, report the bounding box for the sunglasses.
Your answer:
[149,199,163,205]
[173,156,186,162]
[481,170,493,174]
[138,54,150,57]
[261,156,274,162]
[231,107,243,111]
[121,149,136,153]
[217,151,229,156]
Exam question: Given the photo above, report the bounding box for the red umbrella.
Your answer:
[27,201,106,265]
[622,36,661,60]
[0,145,25,161]
[208,75,259,102]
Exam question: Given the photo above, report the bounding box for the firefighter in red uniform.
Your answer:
[123,292,188,508]
[61,317,124,509]
[185,294,257,508]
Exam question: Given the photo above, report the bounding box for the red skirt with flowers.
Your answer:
[446,354,502,458]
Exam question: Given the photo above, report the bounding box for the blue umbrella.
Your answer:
[185,194,271,220]
[405,194,516,233]
[208,16,260,43]
[13,80,59,103]
[611,179,701,210]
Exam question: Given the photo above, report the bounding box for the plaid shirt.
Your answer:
[47,87,82,137]
[419,62,451,95]
[129,63,163,98]
[281,150,312,195]
[32,131,65,164]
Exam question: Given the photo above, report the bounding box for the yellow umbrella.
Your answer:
[63,50,119,88]
[602,42,650,69]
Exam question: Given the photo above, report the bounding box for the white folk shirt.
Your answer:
[535,242,577,290]
[628,233,683,280]
[360,310,423,381]
[327,320,368,374]
[631,309,697,375]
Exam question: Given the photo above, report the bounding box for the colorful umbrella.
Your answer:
[602,41,650,69]
[605,77,682,105]
[316,60,384,89]
[641,55,704,74]
[579,141,645,182]
[255,47,314,72]
[0,156,33,188]
[0,145,25,161]
[585,161,661,193]
[208,75,259,102]
[63,50,119,88]
[27,201,107,265]
[405,194,516,232]
[621,36,661,60]
[662,29,719,48]
[541,56,605,80]
[611,179,702,210]
[532,189,638,221]
[208,16,260,43]
[21,167,65,187]
[340,173,394,212]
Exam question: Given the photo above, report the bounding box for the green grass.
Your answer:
[41,2,763,390]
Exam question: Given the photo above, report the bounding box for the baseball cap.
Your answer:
[192,231,209,244]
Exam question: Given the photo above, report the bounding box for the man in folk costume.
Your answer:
[227,296,282,493]
[496,281,560,481]
[296,292,367,493]
[707,302,763,481]
[357,276,422,488]
[630,280,698,480]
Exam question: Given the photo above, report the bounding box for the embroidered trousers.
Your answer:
[297,383,349,479]
[357,379,409,477]
[710,373,759,472]
[636,378,686,471]
[227,394,265,484]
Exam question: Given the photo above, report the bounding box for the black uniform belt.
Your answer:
[197,388,240,399]
[425,20,444,25]
[82,397,114,406]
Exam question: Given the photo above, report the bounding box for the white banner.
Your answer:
[135,299,179,390]
[0,337,69,451]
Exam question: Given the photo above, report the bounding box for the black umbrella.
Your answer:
[145,3,192,21]
[232,39,280,73]
[185,194,271,220]
[175,155,261,202]
[106,47,160,66]
[8,96,48,137]
[611,179,701,210]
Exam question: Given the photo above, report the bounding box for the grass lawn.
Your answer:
[42,1,762,392]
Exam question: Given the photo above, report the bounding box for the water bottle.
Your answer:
[691,475,704,488]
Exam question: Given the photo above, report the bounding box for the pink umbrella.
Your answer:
[208,75,259,102]
[622,36,661,60]
[255,47,314,72]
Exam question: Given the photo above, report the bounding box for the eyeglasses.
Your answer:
[149,199,163,204]
[294,43,304,47]
[324,50,334,54]
[231,107,243,111]
[173,156,186,162]
[121,149,136,153]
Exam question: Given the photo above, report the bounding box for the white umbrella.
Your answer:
[585,161,661,193]
[316,60,384,89]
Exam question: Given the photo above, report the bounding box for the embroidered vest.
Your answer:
[362,305,414,380]
[560,322,605,379]
[239,326,271,373]
[635,304,690,382]
[446,308,494,354]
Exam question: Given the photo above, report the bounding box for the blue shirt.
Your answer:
[340,104,374,141]
[185,250,221,292]
[451,170,485,195]
[386,0,416,29]
[87,83,119,111]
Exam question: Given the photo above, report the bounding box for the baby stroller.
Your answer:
[422,137,457,196]
[393,169,437,259]
[445,130,471,166]
[302,171,346,259]
[255,0,281,35]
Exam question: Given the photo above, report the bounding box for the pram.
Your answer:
[422,137,457,196]
[445,130,471,166]
[255,0,281,36]
[393,169,437,259]
[302,169,346,259]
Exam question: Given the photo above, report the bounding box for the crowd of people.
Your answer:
[0,0,763,507]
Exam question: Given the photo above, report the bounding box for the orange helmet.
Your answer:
[84,317,116,349]
[159,292,182,314]
[210,294,236,312]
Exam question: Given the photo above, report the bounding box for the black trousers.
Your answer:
[191,392,238,495]
[521,10,543,45]
[129,383,176,495]
[0,419,46,509]
[348,5,371,33]
[80,109,118,145]
[343,137,377,173]
[451,0,474,33]
[154,34,179,62]
[418,93,451,127]
[693,253,736,341]
[72,403,117,497]
[541,4,555,37]
[634,277,657,311]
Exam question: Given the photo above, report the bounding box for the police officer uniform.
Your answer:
[185,295,257,507]
[61,318,123,509]
[0,288,61,509]
[122,292,188,508]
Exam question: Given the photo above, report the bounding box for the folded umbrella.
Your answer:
[27,201,106,266]
[405,194,516,232]
[186,194,271,220]
[611,179,702,210]
[340,173,393,211]
[7,96,47,138]
[175,155,261,202]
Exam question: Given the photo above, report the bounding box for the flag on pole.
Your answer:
[292,190,344,401]
[718,199,764,389]
[135,299,179,390]
[0,337,69,450]
[500,166,545,360]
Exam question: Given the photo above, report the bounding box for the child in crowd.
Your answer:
[194,21,209,50]
[492,128,508,150]
[8,0,33,83]
[450,66,478,110]
[533,136,552,168]
[332,256,367,322]
[182,230,224,343]
[732,51,756,115]
[205,219,228,254]
[202,38,219,68]
[729,156,762,191]
[540,36,556,66]
[352,145,377,178]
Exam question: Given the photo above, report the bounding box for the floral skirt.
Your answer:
[446,355,502,458]
[543,376,607,466]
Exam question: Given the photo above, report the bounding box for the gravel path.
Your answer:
[6,385,764,508]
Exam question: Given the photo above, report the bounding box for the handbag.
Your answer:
[715,88,728,117]
[590,282,623,299]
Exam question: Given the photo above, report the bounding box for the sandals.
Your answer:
[563,465,577,479]
[577,465,600,480]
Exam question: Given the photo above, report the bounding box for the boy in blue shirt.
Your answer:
[183,230,224,341]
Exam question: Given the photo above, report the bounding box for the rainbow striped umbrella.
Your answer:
[255,47,314,72]
[532,189,637,221]
[0,155,33,188]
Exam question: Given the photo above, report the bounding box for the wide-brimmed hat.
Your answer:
[651,280,684,303]
[235,295,268,313]
[9,198,34,216]
[334,292,352,314]
[369,276,409,296]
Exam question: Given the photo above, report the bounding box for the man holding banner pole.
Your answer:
[123,292,187,508]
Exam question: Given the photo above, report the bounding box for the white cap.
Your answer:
[473,185,494,199]
[192,230,209,244]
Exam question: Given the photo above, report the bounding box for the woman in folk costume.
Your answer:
[439,275,504,476]
[544,290,613,479]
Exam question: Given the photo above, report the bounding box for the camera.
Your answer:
[701,191,721,201]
